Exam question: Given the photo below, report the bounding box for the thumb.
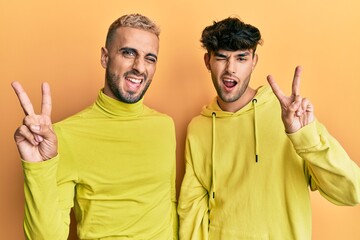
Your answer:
[287,95,302,117]
[29,122,56,142]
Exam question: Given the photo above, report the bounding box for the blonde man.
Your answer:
[13,14,178,239]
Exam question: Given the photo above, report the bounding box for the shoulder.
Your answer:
[186,114,212,138]
[54,105,94,127]
[52,104,98,138]
[143,105,174,121]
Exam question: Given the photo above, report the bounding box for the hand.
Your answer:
[12,81,58,162]
[267,66,315,133]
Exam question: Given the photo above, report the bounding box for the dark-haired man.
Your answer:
[12,14,178,239]
[178,17,360,239]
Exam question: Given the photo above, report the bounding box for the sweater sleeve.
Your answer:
[287,120,360,206]
[178,139,209,240]
[22,155,75,240]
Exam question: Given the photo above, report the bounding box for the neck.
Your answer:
[217,87,256,112]
[96,90,144,117]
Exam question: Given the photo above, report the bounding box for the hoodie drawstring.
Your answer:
[252,99,259,162]
[210,100,258,201]
[211,112,216,199]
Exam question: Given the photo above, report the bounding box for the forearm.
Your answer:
[178,188,209,240]
[22,156,73,240]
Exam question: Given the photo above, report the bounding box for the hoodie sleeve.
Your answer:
[287,120,360,206]
[178,138,209,240]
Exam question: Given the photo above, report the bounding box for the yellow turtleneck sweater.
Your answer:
[22,90,178,239]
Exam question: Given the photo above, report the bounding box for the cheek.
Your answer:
[109,56,133,70]
[239,64,253,74]
[147,64,157,76]
[214,67,224,80]
[213,63,226,74]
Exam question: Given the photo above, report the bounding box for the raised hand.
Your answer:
[267,66,315,133]
[12,81,58,162]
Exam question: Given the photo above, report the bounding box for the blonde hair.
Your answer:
[105,13,160,48]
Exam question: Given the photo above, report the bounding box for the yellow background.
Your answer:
[1,0,359,239]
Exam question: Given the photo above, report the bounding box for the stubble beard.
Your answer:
[105,69,151,104]
[213,74,250,103]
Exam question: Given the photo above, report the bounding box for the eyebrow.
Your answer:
[214,51,251,58]
[120,47,158,61]
[236,52,251,57]
[214,52,227,58]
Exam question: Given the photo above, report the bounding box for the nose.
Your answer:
[226,58,236,74]
[132,57,146,74]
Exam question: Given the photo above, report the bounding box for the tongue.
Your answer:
[224,81,236,88]
[126,79,141,91]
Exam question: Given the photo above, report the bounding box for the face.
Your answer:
[205,49,258,110]
[101,27,159,103]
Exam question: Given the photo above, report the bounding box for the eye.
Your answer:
[238,57,248,62]
[121,49,136,58]
[146,57,157,63]
[214,52,227,61]
[215,57,227,61]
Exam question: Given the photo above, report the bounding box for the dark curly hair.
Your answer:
[201,17,263,54]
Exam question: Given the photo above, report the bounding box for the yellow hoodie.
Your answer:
[178,85,359,240]
[22,90,178,239]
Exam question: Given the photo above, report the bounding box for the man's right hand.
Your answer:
[12,81,58,162]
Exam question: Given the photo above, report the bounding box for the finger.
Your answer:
[267,74,286,102]
[305,102,315,124]
[301,98,314,114]
[23,114,52,136]
[34,134,44,143]
[301,98,310,111]
[23,114,42,129]
[11,81,35,116]
[15,125,40,146]
[41,82,52,117]
[22,116,45,144]
[292,66,302,97]
[306,102,314,113]
[24,116,55,140]
[299,98,315,125]
[296,96,309,117]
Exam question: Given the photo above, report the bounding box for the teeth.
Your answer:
[127,77,142,84]
[224,79,235,82]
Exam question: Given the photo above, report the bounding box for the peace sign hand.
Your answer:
[12,81,58,162]
[267,66,315,134]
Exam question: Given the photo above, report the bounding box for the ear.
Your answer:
[204,53,211,70]
[101,47,109,69]
[252,54,258,71]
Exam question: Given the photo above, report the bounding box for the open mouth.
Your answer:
[125,76,143,91]
[223,79,237,88]
[127,77,142,84]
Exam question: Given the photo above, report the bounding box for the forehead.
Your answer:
[112,27,159,54]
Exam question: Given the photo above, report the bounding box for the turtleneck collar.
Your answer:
[95,89,144,117]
